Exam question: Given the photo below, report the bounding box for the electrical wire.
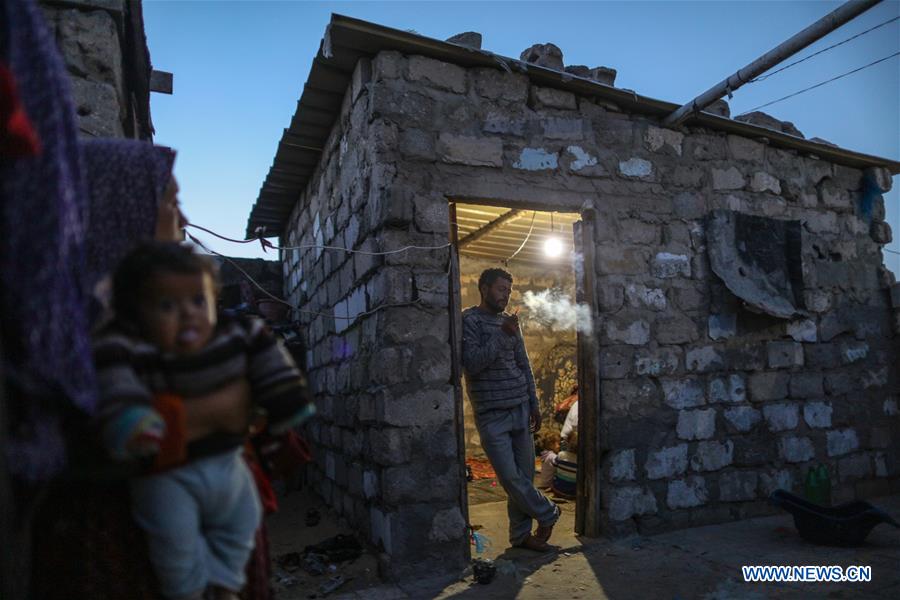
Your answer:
[737,51,900,115]
[186,223,451,256]
[507,210,537,262]
[749,16,900,83]
[186,232,431,320]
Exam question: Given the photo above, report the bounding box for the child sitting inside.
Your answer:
[534,428,561,490]
[93,242,315,600]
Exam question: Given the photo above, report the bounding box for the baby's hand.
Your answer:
[105,406,166,460]
[126,412,166,456]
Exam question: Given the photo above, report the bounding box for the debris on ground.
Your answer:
[472,558,496,584]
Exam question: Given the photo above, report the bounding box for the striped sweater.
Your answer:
[461,306,538,414]
[94,314,314,461]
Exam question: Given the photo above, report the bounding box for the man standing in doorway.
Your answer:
[462,268,560,552]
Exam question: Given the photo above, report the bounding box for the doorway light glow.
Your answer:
[544,236,563,258]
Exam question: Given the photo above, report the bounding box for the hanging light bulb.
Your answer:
[544,211,562,257]
[544,236,563,257]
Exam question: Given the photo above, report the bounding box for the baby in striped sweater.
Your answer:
[94,241,314,600]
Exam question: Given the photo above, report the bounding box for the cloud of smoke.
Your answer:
[521,288,593,334]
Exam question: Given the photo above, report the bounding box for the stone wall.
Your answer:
[282,56,466,578]
[40,0,153,139]
[283,48,898,574]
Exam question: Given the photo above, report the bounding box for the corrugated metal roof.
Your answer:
[454,203,580,265]
[246,13,900,238]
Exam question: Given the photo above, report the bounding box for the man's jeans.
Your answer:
[475,402,558,545]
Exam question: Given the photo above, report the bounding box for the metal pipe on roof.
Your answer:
[663,0,882,128]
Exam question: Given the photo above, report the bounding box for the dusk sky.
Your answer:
[143,0,900,269]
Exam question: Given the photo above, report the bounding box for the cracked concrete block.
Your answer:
[760,469,794,496]
[708,313,737,340]
[870,221,892,244]
[667,476,708,509]
[750,171,781,194]
[677,408,716,440]
[436,134,502,167]
[520,43,564,70]
[839,341,869,364]
[588,66,617,85]
[565,145,599,172]
[779,436,815,463]
[625,284,667,310]
[531,85,577,109]
[445,31,482,49]
[789,372,823,398]
[724,406,761,433]
[657,315,700,345]
[604,319,650,345]
[645,444,689,480]
[803,401,832,429]
[610,449,637,481]
[838,454,872,481]
[473,69,529,102]
[407,55,467,93]
[618,157,653,179]
[827,429,859,457]
[429,507,467,542]
[787,319,817,342]
[662,379,705,409]
[691,440,734,472]
[748,372,790,402]
[767,341,803,369]
[512,147,558,171]
[634,347,680,376]
[541,117,587,140]
[719,471,758,501]
[762,403,799,432]
[666,475,709,510]
[709,374,746,404]
[685,345,725,373]
[645,126,684,156]
[609,486,658,521]
[712,167,745,190]
[727,135,765,162]
[652,252,690,278]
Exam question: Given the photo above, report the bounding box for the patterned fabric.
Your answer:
[1,0,93,482]
[81,138,175,292]
[0,0,174,481]
[461,306,538,414]
[94,314,315,464]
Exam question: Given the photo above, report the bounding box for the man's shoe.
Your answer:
[513,534,553,553]
[534,505,561,543]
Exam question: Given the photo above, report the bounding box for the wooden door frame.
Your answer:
[574,208,602,537]
[447,201,603,539]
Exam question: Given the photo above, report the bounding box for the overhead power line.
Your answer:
[737,51,900,115]
[750,15,900,82]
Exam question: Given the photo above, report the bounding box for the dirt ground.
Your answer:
[270,491,900,599]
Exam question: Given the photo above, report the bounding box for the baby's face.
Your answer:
[138,270,217,355]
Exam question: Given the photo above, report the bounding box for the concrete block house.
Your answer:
[245,15,900,577]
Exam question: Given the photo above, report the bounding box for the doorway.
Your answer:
[447,201,600,555]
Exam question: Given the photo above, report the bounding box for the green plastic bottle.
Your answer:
[804,464,832,506]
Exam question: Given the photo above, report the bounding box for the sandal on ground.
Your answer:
[513,534,553,553]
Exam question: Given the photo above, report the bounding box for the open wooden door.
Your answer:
[573,210,602,537]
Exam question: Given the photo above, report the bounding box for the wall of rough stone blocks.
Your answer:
[284,48,899,574]
[40,0,151,139]
[282,56,468,578]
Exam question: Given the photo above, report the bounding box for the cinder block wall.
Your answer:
[285,49,899,574]
[41,0,153,139]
